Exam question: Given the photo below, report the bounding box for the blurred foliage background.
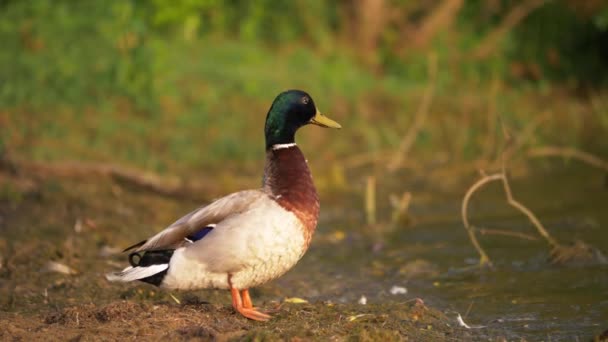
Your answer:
[1,0,607,181]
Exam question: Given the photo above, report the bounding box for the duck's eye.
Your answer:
[301,96,309,104]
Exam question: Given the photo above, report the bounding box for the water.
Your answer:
[295,164,608,340]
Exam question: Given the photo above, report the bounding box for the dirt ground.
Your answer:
[1,299,482,341]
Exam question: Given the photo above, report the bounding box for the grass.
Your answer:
[2,37,607,185]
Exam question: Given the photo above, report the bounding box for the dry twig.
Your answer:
[365,176,377,225]
[497,111,551,166]
[460,120,607,266]
[478,228,538,241]
[498,155,559,248]
[461,173,501,267]
[390,191,412,225]
[411,0,464,48]
[461,159,561,266]
[482,77,501,161]
[1,155,216,200]
[472,0,548,59]
[388,53,438,171]
[461,126,564,266]
[527,146,608,173]
[340,150,398,169]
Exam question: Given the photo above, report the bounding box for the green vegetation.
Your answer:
[1,0,607,177]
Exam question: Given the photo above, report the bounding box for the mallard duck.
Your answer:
[106,89,341,321]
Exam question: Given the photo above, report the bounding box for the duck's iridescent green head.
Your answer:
[264,90,341,150]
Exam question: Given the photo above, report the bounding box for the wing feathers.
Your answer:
[133,190,267,252]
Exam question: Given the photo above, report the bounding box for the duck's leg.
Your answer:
[242,289,281,314]
[228,276,271,321]
[241,289,253,309]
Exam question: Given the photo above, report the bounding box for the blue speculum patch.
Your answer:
[187,227,214,241]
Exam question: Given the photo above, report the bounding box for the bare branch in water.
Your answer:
[461,122,604,266]
[527,146,608,173]
[499,153,560,248]
[479,228,538,241]
[461,173,502,267]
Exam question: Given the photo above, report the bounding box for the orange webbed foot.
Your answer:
[237,307,272,321]
[231,287,272,321]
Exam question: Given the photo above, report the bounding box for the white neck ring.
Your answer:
[271,143,297,150]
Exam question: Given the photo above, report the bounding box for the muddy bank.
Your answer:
[1,300,483,341]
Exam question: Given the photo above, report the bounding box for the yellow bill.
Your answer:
[310,110,341,129]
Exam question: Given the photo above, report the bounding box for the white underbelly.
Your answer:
[161,203,308,290]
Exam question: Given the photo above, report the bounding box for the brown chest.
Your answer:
[263,146,319,247]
